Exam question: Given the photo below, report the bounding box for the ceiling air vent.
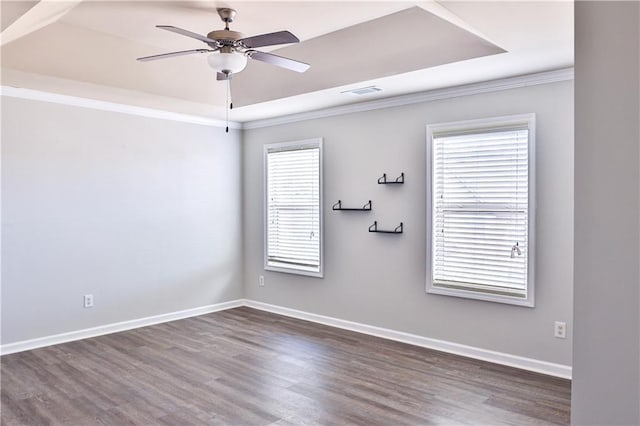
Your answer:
[341,86,382,96]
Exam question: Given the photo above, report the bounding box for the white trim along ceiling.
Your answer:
[1,67,574,130]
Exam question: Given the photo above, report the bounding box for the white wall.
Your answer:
[1,96,243,344]
[243,80,574,366]
[572,2,640,424]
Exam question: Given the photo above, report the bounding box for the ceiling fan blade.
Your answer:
[137,49,214,62]
[156,25,218,45]
[238,30,299,48]
[248,50,310,73]
[217,72,232,81]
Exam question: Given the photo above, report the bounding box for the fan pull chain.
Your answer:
[225,78,230,133]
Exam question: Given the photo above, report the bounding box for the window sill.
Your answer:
[427,284,534,307]
[265,264,324,278]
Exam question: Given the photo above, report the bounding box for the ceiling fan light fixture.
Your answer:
[207,51,247,74]
[139,9,309,79]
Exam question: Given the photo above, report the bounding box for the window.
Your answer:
[426,114,535,306]
[264,138,323,277]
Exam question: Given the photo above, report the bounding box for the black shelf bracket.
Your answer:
[332,200,372,211]
[378,172,405,184]
[368,221,403,234]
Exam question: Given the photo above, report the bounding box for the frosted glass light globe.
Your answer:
[207,51,248,74]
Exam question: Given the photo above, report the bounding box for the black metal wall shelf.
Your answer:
[332,200,372,211]
[378,172,405,184]
[369,221,403,234]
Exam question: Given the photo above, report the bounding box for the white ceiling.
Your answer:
[0,1,573,123]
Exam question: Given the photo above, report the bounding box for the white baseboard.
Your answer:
[243,299,572,380]
[1,298,572,380]
[0,299,244,356]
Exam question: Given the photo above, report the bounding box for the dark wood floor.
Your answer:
[1,307,571,425]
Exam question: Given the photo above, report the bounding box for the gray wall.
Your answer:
[1,96,243,344]
[243,81,574,365]
[572,2,640,424]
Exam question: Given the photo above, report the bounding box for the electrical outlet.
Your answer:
[259,275,265,287]
[554,321,566,339]
[84,294,94,308]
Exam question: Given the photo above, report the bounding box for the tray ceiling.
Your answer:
[0,1,573,122]
[232,6,504,107]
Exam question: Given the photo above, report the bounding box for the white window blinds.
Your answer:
[431,126,530,300]
[265,142,322,275]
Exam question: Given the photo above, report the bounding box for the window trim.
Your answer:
[426,114,536,307]
[263,138,324,278]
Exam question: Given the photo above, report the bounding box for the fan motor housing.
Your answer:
[207,30,244,44]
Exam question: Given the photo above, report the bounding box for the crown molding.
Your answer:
[2,67,573,130]
[0,86,242,130]
[242,67,574,130]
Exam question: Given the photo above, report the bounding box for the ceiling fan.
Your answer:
[136,8,310,81]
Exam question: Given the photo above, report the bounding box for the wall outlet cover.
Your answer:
[554,321,566,339]
[84,294,94,308]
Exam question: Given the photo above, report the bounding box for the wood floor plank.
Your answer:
[1,307,571,425]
